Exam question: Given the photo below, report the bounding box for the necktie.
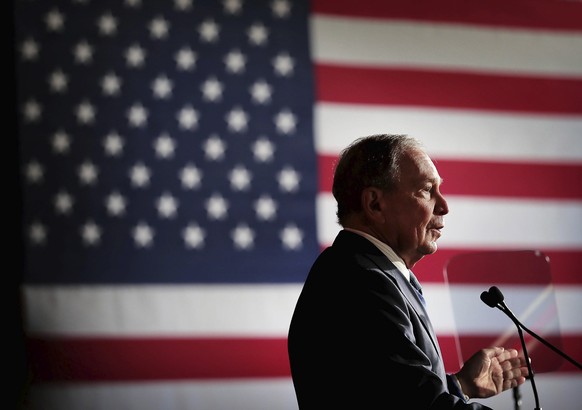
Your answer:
[409,271,426,307]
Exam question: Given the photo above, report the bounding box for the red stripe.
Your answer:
[438,334,582,373]
[26,337,291,382]
[437,159,582,200]
[312,0,582,31]
[318,154,582,200]
[413,248,582,285]
[316,64,582,114]
[26,335,581,382]
[315,244,582,285]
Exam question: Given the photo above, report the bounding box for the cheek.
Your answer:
[416,204,433,225]
[416,209,434,236]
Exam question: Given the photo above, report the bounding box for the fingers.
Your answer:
[502,356,527,369]
[483,346,505,358]
[496,347,519,362]
[499,363,528,392]
[502,375,525,391]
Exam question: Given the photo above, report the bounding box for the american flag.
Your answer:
[17,0,582,409]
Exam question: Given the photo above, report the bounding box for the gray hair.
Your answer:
[332,134,424,226]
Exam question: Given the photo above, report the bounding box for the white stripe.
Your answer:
[442,196,582,248]
[22,284,302,336]
[315,103,582,163]
[22,284,582,335]
[24,379,299,410]
[23,375,582,410]
[472,374,582,410]
[426,284,582,334]
[311,15,582,76]
[317,193,582,248]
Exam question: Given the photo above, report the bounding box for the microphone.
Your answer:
[481,286,582,370]
[481,286,541,410]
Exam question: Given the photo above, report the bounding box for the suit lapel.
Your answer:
[334,230,443,359]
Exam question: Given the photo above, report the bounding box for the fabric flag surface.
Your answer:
[16,0,582,409]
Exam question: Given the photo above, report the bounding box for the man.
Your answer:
[287,134,528,409]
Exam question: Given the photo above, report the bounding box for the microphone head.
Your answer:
[489,286,505,303]
[480,290,498,308]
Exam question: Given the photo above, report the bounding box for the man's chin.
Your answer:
[421,242,438,255]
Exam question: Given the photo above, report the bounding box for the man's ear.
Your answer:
[361,187,385,223]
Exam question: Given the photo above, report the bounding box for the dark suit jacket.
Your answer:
[288,230,492,409]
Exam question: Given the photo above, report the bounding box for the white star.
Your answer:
[29,222,47,245]
[271,0,292,18]
[174,0,193,11]
[152,74,173,99]
[179,163,202,189]
[97,12,118,36]
[105,191,127,216]
[231,223,255,250]
[153,132,176,159]
[76,100,96,124]
[203,135,227,161]
[73,40,94,64]
[156,192,179,218]
[252,137,275,162]
[103,131,124,156]
[125,44,146,67]
[273,52,294,76]
[45,8,65,32]
[254,195,277,221]
[201,77,223,102]
[206,193,229,220]
[226,107,248,132]
[149,16,170,39]
[129,162,151,187]
[54,190,74,214]
[177,105,199,130]
[280,223,303,250]
[23,99,42,122]
[127,103,148,127]
[80,220,102,246]
[21,38,39,61]
[250,79,272,104]
[199,19,220,42]
[133,222,154,248]
[229,165,252,191]
[25,160,44,183]
[224,49,246,73]
[101,72,122,96]
[277,166,300,192]
[48,69,68,93]
[183,222,205,249]
[52,130,71,154]
[223,0,243,14]
[274,108,297,134]
[78,160,99,185]
[247,23,268,46]
[175,47,197,70]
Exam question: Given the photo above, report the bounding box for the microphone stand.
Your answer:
[490,289,582,371]
[497,300,541,410]
[481,294,542,410]
[512,385,522,410]
[481,286,582,409]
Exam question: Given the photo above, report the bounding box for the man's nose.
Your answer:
[436,191,449,215]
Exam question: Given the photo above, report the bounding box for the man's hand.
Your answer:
[455,347,529,399]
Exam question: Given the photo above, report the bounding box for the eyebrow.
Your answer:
[425,176,443,184]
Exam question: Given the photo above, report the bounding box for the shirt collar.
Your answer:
[344,228,410,281]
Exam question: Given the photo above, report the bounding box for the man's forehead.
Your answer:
[402,149,441,178]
